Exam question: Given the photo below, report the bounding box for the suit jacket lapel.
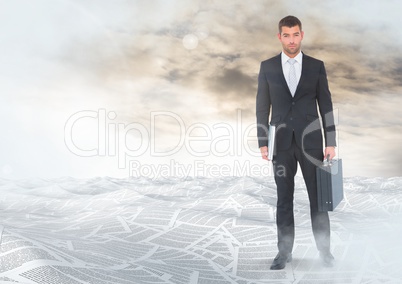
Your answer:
[293,53,308,99]
[274,54,292,97]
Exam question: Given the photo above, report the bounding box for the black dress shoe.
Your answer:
[270,252,292,270]
[319,250,334,267]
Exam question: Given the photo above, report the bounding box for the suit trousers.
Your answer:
[273,134,330,254]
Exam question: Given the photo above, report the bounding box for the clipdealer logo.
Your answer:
[64,108,339,178]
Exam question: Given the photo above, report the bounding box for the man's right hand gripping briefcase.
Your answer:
[316,157,344,211]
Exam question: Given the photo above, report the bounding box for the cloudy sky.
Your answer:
[1,0,401,179]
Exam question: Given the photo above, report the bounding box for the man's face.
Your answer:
[277,25,304,58]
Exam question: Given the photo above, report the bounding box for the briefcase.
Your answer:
[316,158,343,211]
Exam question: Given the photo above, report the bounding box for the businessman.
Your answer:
[256,16,336,270]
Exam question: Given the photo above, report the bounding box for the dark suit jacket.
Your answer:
[256,52,336,151]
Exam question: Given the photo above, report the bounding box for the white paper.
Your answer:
[267,125,276,161]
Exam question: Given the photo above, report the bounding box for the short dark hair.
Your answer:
[278,15,302,33]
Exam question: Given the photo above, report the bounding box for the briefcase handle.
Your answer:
[323,154,332,167]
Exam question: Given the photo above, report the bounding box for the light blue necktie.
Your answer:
[288,58,297,96]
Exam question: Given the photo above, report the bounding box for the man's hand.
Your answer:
[324,146,336,161]
[260,146,269,160]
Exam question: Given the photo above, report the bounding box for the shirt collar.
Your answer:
[281,51,303,65]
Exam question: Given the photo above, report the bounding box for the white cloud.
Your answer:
[0,0,401,178]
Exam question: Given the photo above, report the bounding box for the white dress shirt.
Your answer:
[281,51,303,91]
